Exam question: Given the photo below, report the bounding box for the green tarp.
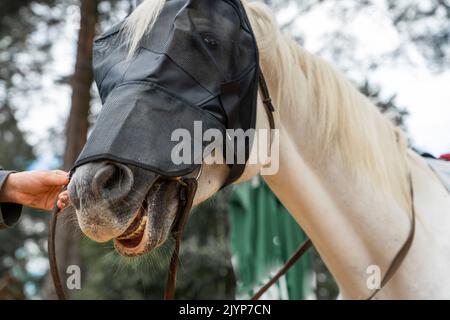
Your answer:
[229,177,312,299]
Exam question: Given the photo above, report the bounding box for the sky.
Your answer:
[14,1,450,169]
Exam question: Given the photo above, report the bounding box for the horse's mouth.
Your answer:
[114,202,149,252]
[113,204,164,257]
[113,179,181,257]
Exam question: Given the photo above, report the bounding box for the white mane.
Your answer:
[123,0,165,57]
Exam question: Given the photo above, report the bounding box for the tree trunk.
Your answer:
[44,0,98,299]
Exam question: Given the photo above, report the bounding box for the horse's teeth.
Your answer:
[117,216,147,240]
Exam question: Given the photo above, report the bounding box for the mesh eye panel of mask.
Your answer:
[74,0,260,185]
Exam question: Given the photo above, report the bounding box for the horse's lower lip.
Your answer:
[114,203,148,250]
[116,205,146,240]
[113,179,182,256]
[113,220,150,256]
[115,216,147,246]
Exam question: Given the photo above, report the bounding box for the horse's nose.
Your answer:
[91,162,134,203]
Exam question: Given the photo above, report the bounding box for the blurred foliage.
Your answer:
[264,0,450,73]
[0,103,34,170]
[387,0,450,71]
[0,102,42,299]
[312,248,338,300]
[0,0,60,95]
[0,101,46,299]
[0,0,58,300]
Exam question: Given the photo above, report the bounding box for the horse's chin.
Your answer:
[113,179,181,257]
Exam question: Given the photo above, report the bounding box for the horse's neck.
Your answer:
[264,138,414,298]
[260,50,413,299]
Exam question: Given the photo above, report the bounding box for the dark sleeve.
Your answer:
[0,170,22,229]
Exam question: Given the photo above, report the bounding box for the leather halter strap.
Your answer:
[164,178,198,299]
[48,193,67,300]
[259,70,276,135]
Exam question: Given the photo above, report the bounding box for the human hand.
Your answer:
[57,190,69,210]
[0,170,69,210]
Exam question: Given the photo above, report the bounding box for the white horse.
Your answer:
[69,0,450,299]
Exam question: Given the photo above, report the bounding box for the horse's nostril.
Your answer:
[91,163,134,202]
[91,164,115,198]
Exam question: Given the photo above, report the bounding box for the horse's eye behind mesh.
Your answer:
[203,35,218,49]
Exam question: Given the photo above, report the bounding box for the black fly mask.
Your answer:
[73,0,270,185]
